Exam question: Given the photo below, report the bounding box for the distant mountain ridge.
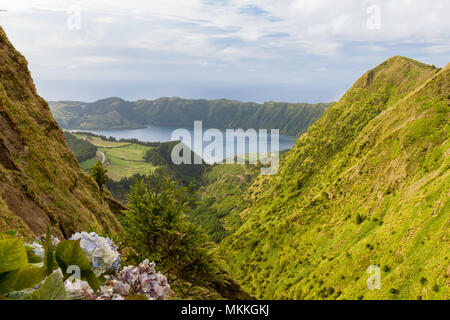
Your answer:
[49,97,331,136]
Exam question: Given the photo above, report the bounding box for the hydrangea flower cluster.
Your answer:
[64,260,170,300]
[69,232,120,273]
[111,259,170,300]
[64,279,125,300]
[26,231,170,300]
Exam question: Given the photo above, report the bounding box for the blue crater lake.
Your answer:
[72,125,298,164]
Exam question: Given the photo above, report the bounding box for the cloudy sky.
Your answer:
[0,0,449,103]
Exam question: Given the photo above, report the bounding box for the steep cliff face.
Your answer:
[220,57,449,299]
[0,27,121,239]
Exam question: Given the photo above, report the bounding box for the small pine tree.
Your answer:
[121,173,220,284]
[88,161,109,188]
[120,172,250,299]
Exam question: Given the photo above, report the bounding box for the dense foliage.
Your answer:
[64,132,97,162]
[189,163,260,242]
[119,172,251,299]
[120,173,219,294]
[144,141,209,185]
[88,161,109,188]
[49,98,331,136]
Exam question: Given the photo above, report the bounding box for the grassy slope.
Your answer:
[191,163,260,242]
[219,56,449,300]
[0,27,121,239]
[73,133,157,181]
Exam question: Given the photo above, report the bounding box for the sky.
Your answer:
[0,0,449,103]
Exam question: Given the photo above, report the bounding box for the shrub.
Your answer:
[120,172,241,298]
[355,213,365,225]
[88,161,109,188]
[389,288,399,295]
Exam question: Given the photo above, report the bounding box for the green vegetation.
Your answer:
[0,26,121,239]
[190,163,260,242]
[120,172,251,299]
[79,157,99,172]
[121,174,217,290]
[218,56,450,300]
[69,132,261,244]
[88,161,109,189]
[49,98,331,136]
[71,132,158,182]
[0,226,100,300]
[67,133,209,201]
[2,24,449,301]
[143,141,209,185]
[64,132,97,162]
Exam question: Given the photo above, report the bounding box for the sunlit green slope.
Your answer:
[220,56,449,300]
[191,162,260,243]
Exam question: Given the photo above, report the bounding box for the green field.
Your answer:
[79,154,100,171]
[75,133,157,181]
[72,134,130,148]
[100,143,150,161]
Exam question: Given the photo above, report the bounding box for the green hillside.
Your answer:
[49,98,331,136]
[64,132,210,202]
[0,27,253,301]
[0,27,121,240]
[69,132,158,182]
[64,132,97,163]
[190,161,260,243]
[219,56,450,300]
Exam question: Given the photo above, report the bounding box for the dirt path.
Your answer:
[97,150,107,165]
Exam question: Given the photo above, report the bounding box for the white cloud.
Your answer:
[2,0,449,58]
[0,0,448,101]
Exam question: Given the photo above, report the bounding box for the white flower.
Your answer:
[113,260,170,300]
[113,281,130,296]
[69,232,120,273]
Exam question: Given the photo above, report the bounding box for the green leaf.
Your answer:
[44,225,54,275]
[2,230,18,239]
[0,266,46,293]
[26,247,42,263]
[55,240,91,275]
[0,238,28,273]
[33,272,67,300]
[84,270,100,292]
[55,240,101,292]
